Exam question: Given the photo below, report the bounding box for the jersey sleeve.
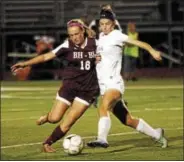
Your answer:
[52,40,69,56]
[119,32,129,43]
[111,30,129,46]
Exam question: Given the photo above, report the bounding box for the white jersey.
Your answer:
[96,30,128,83]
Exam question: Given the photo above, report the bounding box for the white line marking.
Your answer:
[1,85,182,92]
[1,95,53,99]
[163,116,183,120]
[3,108,29,111]
[1,127,183,149]
[124,107,182,113]
[1,116,38,121]
[145,107,182,111]
[1,107,182,121]
[1,87,55,91]
[126,85,183,89]
[1,95,13,98]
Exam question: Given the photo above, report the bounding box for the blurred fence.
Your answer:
[0,0,184,80]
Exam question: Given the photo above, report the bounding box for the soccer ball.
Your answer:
[63,134,84,155]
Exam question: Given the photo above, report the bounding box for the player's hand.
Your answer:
[150,49,162,61]
[11,62,26,74]
[95,54,101,64]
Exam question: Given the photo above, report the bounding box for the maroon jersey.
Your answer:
[52,38,99,91]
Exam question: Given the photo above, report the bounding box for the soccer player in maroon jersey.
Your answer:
[11,19,99,153]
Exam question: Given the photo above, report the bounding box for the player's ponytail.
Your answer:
[85,28,96,38]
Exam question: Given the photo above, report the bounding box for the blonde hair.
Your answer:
[67,19,96,38]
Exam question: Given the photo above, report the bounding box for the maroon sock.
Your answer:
[43,126,66,145]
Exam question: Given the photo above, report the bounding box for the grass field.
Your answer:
[1,78,183,160]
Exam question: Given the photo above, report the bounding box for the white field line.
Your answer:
[1,116,38,121]
[1,127,183,149]
[2,108,29,111]
[1,95,53,99]
[131,107,182,113]
[1,107,182,121]
[1,85,183,92]
[1,87,55,91]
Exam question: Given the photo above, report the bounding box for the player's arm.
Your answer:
[125,38,162,61]
[125,33,138,47]
[11,52,56,72]
[11,40,69,72]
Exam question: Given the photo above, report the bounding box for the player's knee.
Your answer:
[48,115,61,124]
[48,119,59,124]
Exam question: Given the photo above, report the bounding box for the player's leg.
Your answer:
[36,84,73,125]
[87,89,121,148]
[60,98,89,132]
[112,99,168,148]
[42,98,89,152]
[126,113,167,148]
[36,94,70,125]
[98,89,121,142]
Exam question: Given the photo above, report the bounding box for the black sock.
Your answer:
[43,126,66,145]
[112,100,129,125]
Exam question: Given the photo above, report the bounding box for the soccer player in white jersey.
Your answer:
[87,9,168,148]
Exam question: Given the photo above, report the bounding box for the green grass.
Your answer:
[1,78,183,160]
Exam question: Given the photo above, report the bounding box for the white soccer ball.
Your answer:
[63,134,84,155]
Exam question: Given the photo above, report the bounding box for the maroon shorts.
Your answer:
[56,80,99,106]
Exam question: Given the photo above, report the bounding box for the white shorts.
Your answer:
[98,77,125,95]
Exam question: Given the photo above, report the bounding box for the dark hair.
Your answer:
[100,9,115,21]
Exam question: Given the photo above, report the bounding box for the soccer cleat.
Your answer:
[155,128,168,148]
[36,115,48,125]
[87,140,109,148]
[42,144,56,153]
